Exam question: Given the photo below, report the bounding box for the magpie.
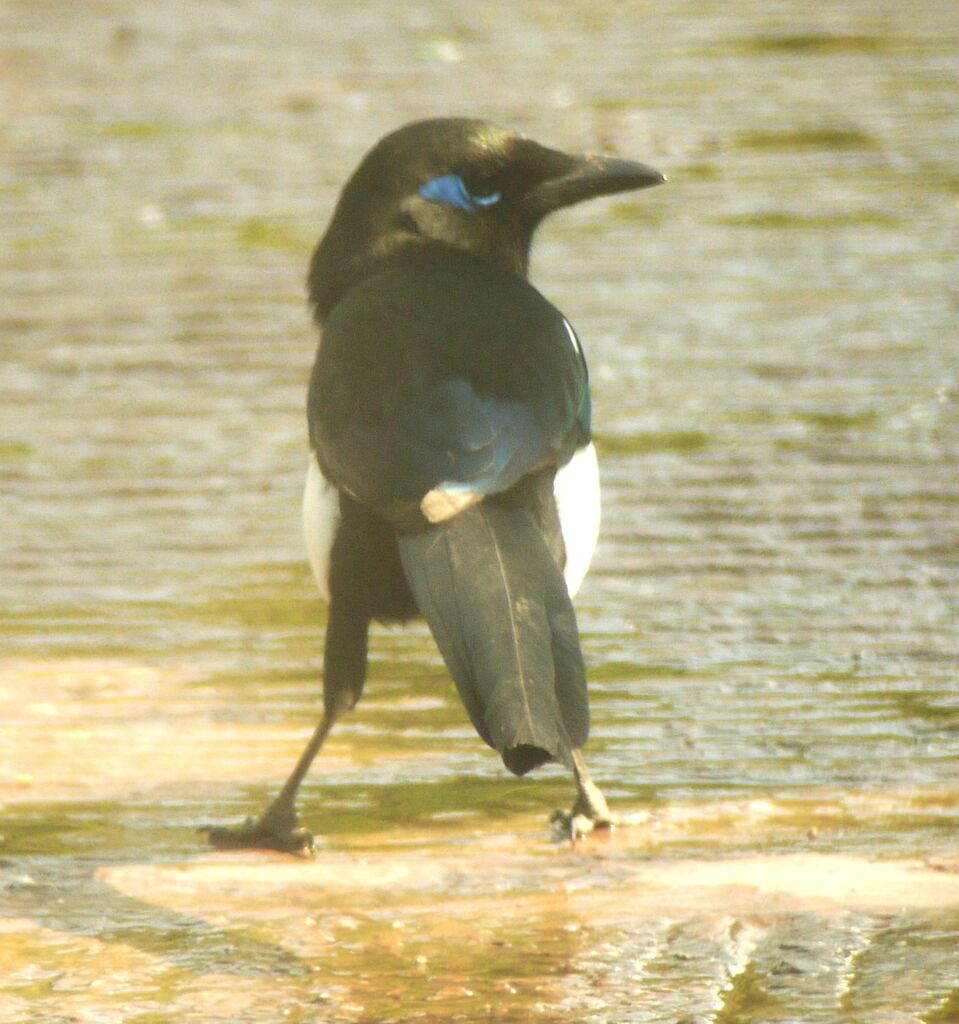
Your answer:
[205,118,664,853]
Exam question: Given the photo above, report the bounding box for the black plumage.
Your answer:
[204,118,664,852]
[398,495,588,776]
[309,246,588,529]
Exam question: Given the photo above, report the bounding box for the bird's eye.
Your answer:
[464,171,503,205]
[471,189,502,207]
[419,174,502,213]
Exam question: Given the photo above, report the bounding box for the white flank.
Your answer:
[420,487,482,523]
[562,316,582,355]
[302,454,340,600]
[553,442,600,597]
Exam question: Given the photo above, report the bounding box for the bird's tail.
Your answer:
[397,501,588,776]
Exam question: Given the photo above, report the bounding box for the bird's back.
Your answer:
[308,244,589,530]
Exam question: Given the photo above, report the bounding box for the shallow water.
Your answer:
[2,0,958,1020]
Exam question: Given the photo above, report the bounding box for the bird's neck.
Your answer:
[307,224,368,324]
[308,233,531,326]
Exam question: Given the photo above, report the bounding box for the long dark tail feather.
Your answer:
[397,501,588,776]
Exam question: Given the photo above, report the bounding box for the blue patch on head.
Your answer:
[419,174,501,213]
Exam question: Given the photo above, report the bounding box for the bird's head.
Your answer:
[308,118,665,321]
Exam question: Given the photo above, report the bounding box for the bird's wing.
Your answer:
[318,377,561,523]
[309,252,589,526]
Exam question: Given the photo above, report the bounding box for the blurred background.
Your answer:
[1,1,958,1020]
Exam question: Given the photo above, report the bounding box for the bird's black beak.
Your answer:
[524,150,665,219]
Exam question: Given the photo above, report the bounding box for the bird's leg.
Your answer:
[201,710,337,855]
[203,545,372,856]
[551,749,632,841]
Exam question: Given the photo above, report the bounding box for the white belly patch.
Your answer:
[302,454,339,601]
[553,442,600,597]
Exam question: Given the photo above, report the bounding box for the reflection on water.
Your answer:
[1,0,958,1020]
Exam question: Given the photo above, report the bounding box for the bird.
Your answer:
[203,118,664,853]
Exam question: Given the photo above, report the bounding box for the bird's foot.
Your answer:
[550,755,649,842]
[550,807,607,841]
[551,758,615,841]
[200,802,315,856]
[550,794,615,841]
[549,804,649,842]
